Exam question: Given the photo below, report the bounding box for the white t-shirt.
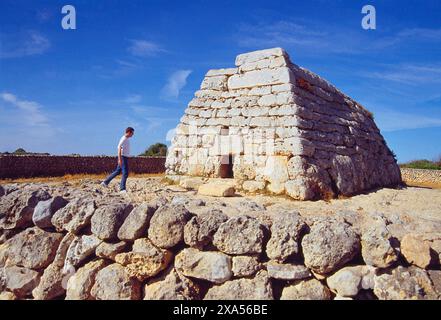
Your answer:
[118,135,131,157]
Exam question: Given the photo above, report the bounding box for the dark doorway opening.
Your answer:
[219,154,234,178]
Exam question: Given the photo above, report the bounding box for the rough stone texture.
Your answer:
[117,203,157,241]
[301,218,360,274]
[65,235,102,268]
[428,270,441,298]
[32,196,68,229]
[198,182,235,197]
[266,211,306,262]
[184,209,228,249]
[175,248,232,284]
[91,263,141,300]
[401,234,432,269]
[66,259,108,300]
[280,278,332,300]
[115,238,173,281]
[4,266,41,298]
[0,291,17,300]
[266,262,311,280]
[213,216,265,255]
[91,203,132,241]
[361,220,398,268]
[204,270,273,300]
[144,268,201,300]
[232,256,262,277]
[148,204,192,249]
[2,227,63,270]
[165,47,402,200]
[96,241,127,261]
[51,197,96,234]
[0,188,51,229]
[326,265,376,297]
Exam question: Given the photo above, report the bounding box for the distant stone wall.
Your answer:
[400,168,441,186]
[0,155,166,179]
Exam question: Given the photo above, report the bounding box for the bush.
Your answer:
[139,143,167,157]
[400,159,441,170]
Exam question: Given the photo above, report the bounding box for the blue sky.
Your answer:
[0,0,440,162]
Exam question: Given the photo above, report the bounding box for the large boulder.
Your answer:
[213,216,265,255]
[115,238,173,281]
[65,235,102,268]
[66,259,108,300]
[144,268,201,300]
[3,227,63,270]
[361,220,398,268]
[96,241,127,261]
[51,197,96,234]
[117,203,157,241]
[198,182,235,197]
[175,248,232,284]
[0,188,51,229]
[91,203,133,241]
[32,233,76,300]
[266,262,311,281]
[401,234,432,269]
[326,265,376,297]
[148,204,192,249]
[280,278,332,300]
[204,270,273,300]
[266,211,306,262]
[231,256,262,277]
[3,266,41,298]
[91,263,141,300]
[184,209,228,249]
[32,196,68,229]
[301,218,360,274]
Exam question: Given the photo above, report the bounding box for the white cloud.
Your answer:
[0,92,48,126]
[127,40,165,57]
[0,31,50,59]
[123,94,142,104]
[364,64,441,84]
[161,70,192,100]
[375,109,441,132]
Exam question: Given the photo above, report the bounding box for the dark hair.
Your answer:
[126,127,135,133]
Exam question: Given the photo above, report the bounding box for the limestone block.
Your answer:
[206,68,238,77]
[248,86,272,96]
[228,67,294,90]
[200,75,228,91]
[257,95,278,107]
[235,47,287,66]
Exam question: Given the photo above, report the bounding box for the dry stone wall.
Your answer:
[166,48,401,200]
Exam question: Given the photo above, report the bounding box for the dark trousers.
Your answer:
[104,156,129,191]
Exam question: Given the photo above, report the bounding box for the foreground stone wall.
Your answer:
[166,48,401,200]
[400,168,441,186]
[1,183,440,300]
[0,156,166,179]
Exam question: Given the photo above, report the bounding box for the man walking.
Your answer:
[101,127,135,193]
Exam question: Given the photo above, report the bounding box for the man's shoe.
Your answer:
[119,190,128,195]
[100,182,108,188]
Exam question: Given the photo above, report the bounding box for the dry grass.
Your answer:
[0,173,165,184]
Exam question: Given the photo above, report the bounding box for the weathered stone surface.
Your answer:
[235,47,287,66]
[266,262,311,280]
[198,182,235,197]
[51,197,96,234]
[266,211,306,262]
[144,268,201,300]
[326,265,376,297]
[428,270,441,298]
[184,209,228,249]
[91,263,141,300]
[175,248,232,284]
[32,196,68,229]
[361,221,398,268]
[117,203,156,241]
[204,270,273,300]
[96,241,127,261]
[0,188,51,229]
[229,67,293,89]
[65,235,102,268]
[115,238,173,281]
[232,256,262,277]
[66,259,108,300]
[0,185,4,197]
[91,203,132,241]
[213,216,265,255]
[401,234,432,269]
[0,291,17,300]
[373,266,434,300]
[4,266,40,298]
[179,177,205,190]
[3,227,63,270]
[242,181,266,193]
[281,278,332,300]
[301,218,360,274]
[148,204,192,249]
